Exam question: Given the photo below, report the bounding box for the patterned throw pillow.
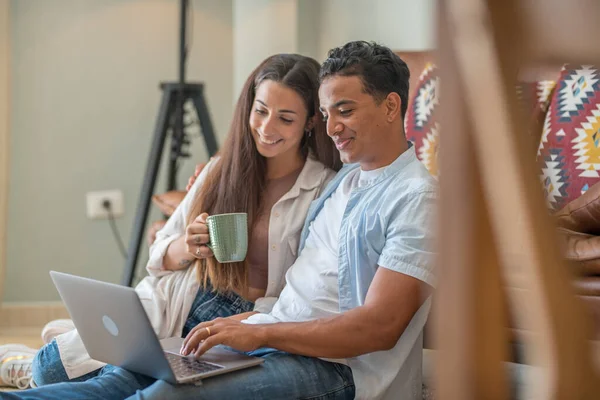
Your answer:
[405,63,440,176]
[538,65,600,211]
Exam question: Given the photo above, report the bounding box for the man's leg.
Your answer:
[128,350,355,400]
[2,365,155,400]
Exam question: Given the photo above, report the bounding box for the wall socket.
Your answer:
[86,190,124,220]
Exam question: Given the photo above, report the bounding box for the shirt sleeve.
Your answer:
[252,296,278,313]
[377,189,438,288]
[146,159,217,277]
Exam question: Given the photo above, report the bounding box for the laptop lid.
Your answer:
[50,271,177,383]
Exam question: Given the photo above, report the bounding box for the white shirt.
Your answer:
[245,166,386,325]
[246,148,437,400]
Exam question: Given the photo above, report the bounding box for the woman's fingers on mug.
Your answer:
[188,234,210,246]
[186,220,209,236]
[196,213,209,223]
[191,245,213,259]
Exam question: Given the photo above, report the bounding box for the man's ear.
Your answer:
[384,92,402,122]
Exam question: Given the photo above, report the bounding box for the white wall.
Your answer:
[317,0,435,59]
[233,0,299,97]
[297,0,321,60]
[232,0,435,96]
[5,0,233,302]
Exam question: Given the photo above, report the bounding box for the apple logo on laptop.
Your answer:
[102,315,119,336]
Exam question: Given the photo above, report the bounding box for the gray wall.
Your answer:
[5,0,233,302]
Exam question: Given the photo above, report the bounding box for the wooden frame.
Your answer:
[434,0,600,398]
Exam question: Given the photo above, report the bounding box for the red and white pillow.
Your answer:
[405,63,440,176]
[537,65,600,211]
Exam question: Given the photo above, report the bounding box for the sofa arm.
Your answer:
[555,181,600,234]
[558,228,600,276]
[572,277,600,297]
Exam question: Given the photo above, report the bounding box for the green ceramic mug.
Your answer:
[206,213,248,263]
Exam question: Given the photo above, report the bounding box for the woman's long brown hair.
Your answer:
[187,54,341,294]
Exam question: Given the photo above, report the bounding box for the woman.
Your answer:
[22,53,341,389]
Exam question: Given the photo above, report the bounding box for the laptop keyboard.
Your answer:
[165,352,224,378]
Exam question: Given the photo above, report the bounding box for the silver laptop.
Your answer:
[50,271,263,384]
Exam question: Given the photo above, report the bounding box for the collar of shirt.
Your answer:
[278,152,330,203]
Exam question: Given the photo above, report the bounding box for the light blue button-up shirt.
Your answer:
[298,147,437,400]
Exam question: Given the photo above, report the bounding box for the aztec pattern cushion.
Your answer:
[405,63,440,176]
[404,63,554,179]
[538,65,600,211]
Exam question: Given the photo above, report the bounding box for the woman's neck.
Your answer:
[266,150,305,180]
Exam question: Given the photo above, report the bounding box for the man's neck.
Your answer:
[360,136,409,171]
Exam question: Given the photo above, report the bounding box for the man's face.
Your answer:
[318,75,389,169]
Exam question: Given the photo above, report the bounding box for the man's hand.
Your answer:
[180,318,266,358]
[147,220,167,246]
[186,162,207,192]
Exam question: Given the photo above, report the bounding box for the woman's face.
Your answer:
[249,80,310,160]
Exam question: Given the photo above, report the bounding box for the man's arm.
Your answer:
[182,267,430,359]
[261,268,429,358]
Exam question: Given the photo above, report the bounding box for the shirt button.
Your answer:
[274,212,280,218]
[271,245,276,251]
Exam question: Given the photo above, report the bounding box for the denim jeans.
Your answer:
[31,283,254,386]
[30,340,100,386]
[128,348,355,400]
[6,348,355,400]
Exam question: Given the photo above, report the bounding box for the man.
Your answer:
[5,41,436,400]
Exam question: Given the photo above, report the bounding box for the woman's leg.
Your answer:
[2,365,155,400]
[31,339,100,386]
[182,283,254,337]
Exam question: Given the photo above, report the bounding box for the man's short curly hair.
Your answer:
[320,41,410,120]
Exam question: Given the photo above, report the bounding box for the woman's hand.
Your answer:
[185,213,214,259]
[225,311,259,322]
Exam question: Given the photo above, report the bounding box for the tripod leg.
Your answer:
[190,88,219,157]
[121,88,175,287]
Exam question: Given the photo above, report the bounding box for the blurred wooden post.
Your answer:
[434,1,510,398]
[435,0,600,398]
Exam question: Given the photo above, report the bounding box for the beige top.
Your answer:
[55,154,336,379]
[247,166,303,290]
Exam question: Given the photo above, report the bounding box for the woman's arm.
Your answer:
[161,235,195,271]
[226,311,259,322]
[147,159,217,275]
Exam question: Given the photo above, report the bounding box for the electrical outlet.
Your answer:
[86,190,124,220]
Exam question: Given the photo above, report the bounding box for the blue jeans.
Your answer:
[6,348,355,400]
[31,283,254,386]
